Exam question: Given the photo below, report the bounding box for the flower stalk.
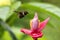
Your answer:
[33,38,37,40]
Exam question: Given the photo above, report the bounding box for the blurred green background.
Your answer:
[0,0,60,40]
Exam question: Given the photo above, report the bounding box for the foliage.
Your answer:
[0,0,60,40]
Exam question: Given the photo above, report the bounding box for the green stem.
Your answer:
[0,20,17,40]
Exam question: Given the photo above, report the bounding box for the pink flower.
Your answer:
[20,13,50,40]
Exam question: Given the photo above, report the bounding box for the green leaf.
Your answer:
[0,24,4,38]
[6,1,21,25]
[14,2,60,40]
[10,1,21,11]
[6,1,21,21]
[0,1,21,22]
[6,2,60,40]
[0,7,10,21]
[2,31,12,40]
[29,2,60,17]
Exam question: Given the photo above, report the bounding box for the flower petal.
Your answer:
[31,32,43,38]
[39,17,50,31]
[21,28,31,35]
[30,13,39,30]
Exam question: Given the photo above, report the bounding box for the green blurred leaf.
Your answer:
[6,1,21,26]
[0,7,10,21]
[29,2,60,17]
[0,1,21,22]
[5,2,60,40]
[13,2,60,40]
[2,31,12,40]
[0,24,4,38]
[10,1,21,11]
